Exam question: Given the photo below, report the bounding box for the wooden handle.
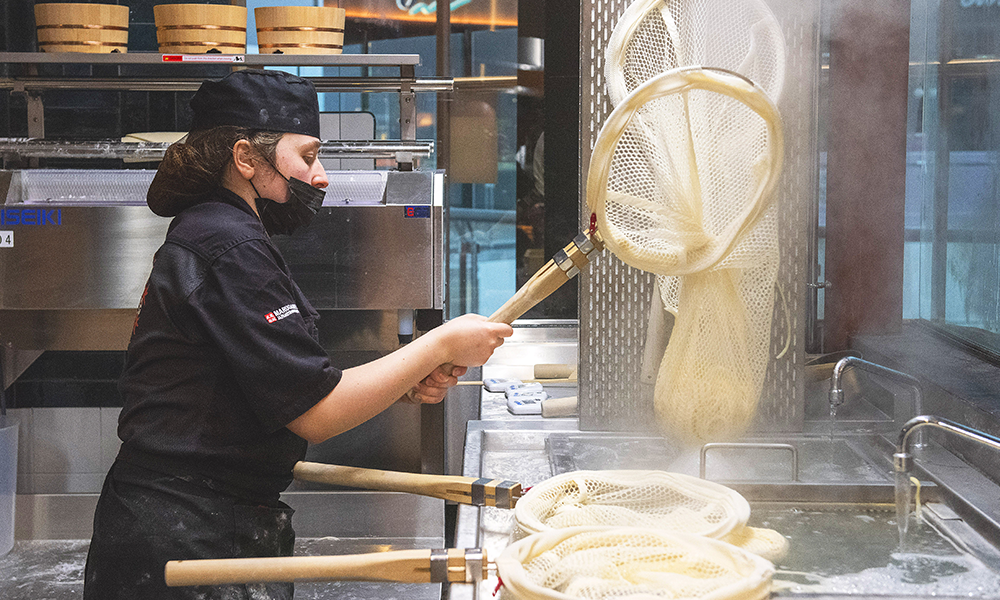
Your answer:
[407,230,601,400]
[165,548,489,587]
[292,462,522,508]
[488,230,603,324]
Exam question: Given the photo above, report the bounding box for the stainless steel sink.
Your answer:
[453,421,1000,600]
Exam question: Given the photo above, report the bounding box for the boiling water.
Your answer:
[755,506,1000,596]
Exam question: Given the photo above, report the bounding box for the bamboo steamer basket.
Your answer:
[255,6,345,55]
[34,3,129,54]
[154,4,246,54]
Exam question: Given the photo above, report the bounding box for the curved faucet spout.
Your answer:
[828,357,924,444]
[894,415,1000,473]
[829,356,921,409]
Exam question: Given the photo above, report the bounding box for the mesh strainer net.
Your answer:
[586,67,783,444]
[604,0,785,320]
[497,526,775,600]
[513,470,749,540]
[605,0,785,108]
[598,0,786,446]
[512,470,788,563]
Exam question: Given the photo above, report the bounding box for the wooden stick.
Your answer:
[489,230,603,324]
[165,548,489,587]
[407,230,602,400]
[292,462,522,509]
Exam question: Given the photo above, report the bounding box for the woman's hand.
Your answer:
[399,364,469,404]
[434,314,513,367]
[287,314,511,442]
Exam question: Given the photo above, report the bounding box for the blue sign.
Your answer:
[0,208,62,226]
[404,205,431,218]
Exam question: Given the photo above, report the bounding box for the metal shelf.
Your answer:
[0,76,451,93]
[0,138,434,160]
[0,51,450,164]
[0,51,420,67]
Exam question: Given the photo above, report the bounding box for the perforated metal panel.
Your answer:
[578,0,821,434]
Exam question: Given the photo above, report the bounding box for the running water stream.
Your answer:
[895,469,913,549]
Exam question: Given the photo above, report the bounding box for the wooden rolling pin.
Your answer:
[165,548,489,587]
[292,462,522,509]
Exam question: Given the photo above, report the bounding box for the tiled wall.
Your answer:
[2,350,125,493]
[6,408,120,494]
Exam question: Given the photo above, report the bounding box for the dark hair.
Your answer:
[146,127,284,217]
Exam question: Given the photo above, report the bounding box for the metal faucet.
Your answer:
[894,415,1000,473]
[829,357,924,443]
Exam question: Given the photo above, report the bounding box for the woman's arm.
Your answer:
[286,314,512,443]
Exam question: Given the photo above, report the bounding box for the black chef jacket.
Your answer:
[116,188,342,503]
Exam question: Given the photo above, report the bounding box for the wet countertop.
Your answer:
[1,491,445,600]
[0,537,446,600]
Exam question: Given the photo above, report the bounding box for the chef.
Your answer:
[83,68,512,600]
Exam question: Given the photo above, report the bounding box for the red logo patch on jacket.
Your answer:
[264,304,300,324]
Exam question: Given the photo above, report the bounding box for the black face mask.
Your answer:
[251,168,326,236]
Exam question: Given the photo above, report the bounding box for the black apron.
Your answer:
[83,461,295,600]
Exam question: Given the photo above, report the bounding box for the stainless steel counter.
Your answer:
[1,491,445,600]
[452,402,1000,600]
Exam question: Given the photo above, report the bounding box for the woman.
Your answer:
[83,69,512,600]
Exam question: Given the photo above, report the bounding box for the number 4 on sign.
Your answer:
[0,231,12,247]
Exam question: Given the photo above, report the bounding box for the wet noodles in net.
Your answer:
[513,469,788,563]
[497,526,775,600]
[587,68,783,444]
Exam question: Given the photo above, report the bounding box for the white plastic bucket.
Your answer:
[0,417,17,556]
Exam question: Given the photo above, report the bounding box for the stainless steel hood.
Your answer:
[0,168,443,351]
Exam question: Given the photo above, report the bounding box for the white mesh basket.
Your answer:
[605,0,785,108]
[512,470,750,540]
[496,526,775,600]
[585,67,783,444]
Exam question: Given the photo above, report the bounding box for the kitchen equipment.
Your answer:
[508,395,545,415]
[511,470,748,539]
[0,168,443,349]
[407,230,603,399]
[34,3,129,54]
[292,461,523,509]
[292,462,787,561]
[165,547,489,587]
[510,469,787,561]
[586,66,783,445]
[164,526,775,600]
[0,417,16,556]
[604,0,786,108]
[497,526,774,600]
[255,6,346,55]
[154,4,247,54]
[602,0,786,412]
[577,0,813,438]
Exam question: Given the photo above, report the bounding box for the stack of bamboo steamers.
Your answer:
[34,3,347,55]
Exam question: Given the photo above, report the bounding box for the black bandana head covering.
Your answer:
[189,69,320,137]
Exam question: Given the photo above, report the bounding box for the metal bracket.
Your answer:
[429,548,449,583]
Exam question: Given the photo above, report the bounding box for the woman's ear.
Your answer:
[232,139,256,181]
